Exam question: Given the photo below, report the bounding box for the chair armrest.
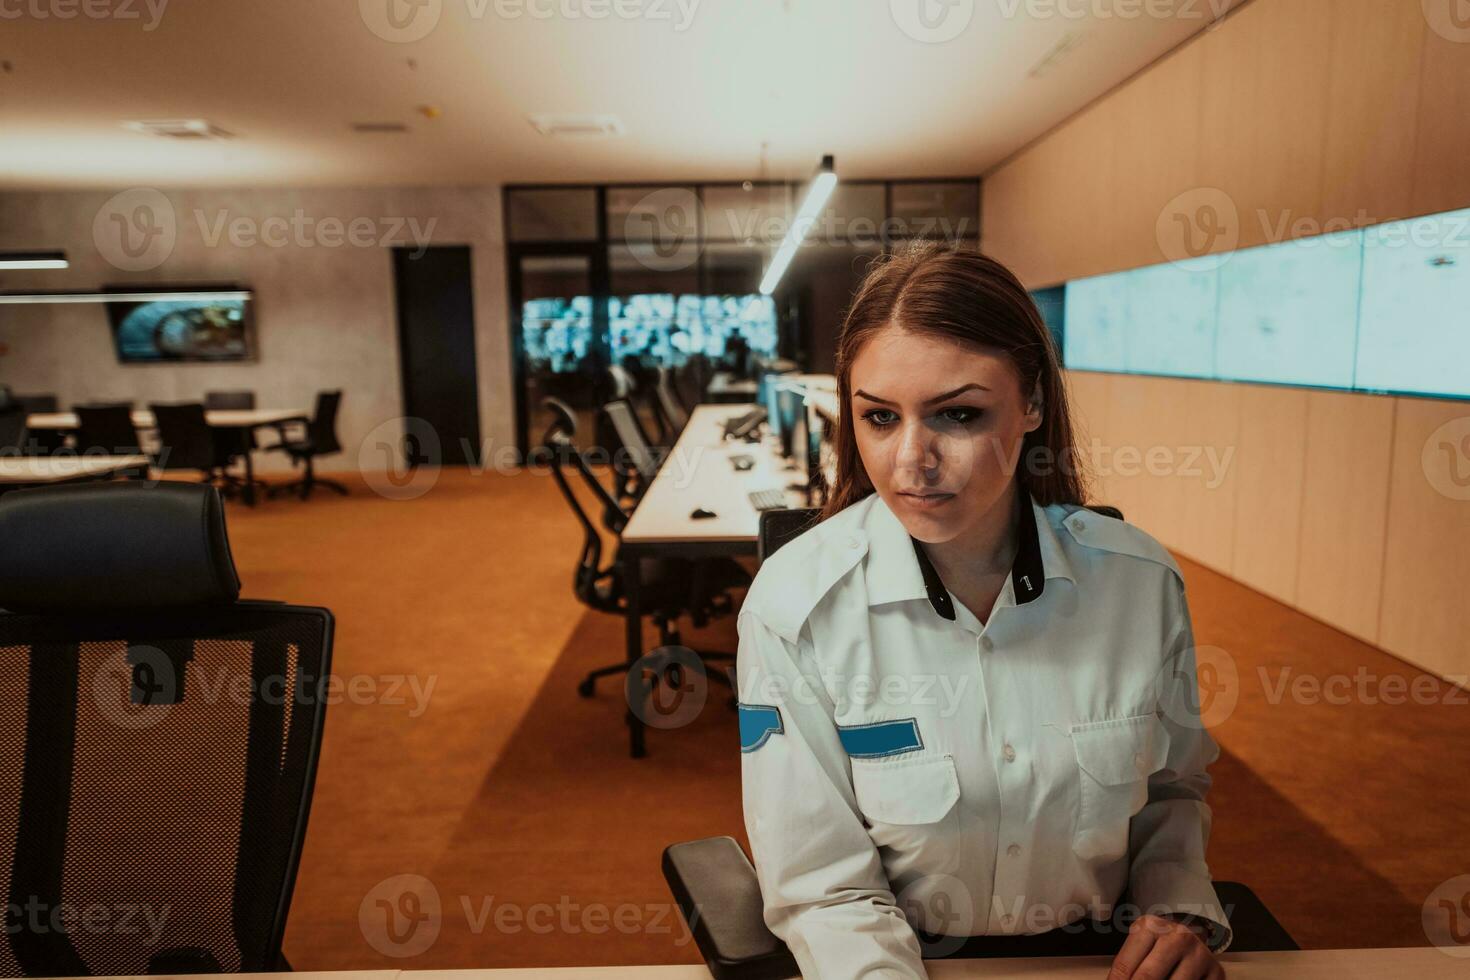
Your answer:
[662,837,799,980]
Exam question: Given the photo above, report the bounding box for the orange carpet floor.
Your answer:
[214,468,1467,968]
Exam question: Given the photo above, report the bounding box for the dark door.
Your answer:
[392,245,482,466]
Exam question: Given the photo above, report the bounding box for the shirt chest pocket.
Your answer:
[851,753,962,876]
[1069,714,1168,863]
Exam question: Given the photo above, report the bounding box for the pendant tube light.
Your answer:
[0,250,69,271]
[759,155,837,296]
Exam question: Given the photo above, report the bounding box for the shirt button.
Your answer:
[1072,517,1086,532]
[980,635,994,652]
[1007,843,1022,857]
[1001,913,1015,928]
[1003,743,1016,762]
[846,535,862,549]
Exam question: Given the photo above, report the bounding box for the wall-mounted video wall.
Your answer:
[1062,206,1470,400]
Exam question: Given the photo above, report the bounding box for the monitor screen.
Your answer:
[106,291,255,363]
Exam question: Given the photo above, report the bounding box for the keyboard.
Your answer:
[747,488,788,512]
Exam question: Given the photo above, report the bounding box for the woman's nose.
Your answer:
[894,422,939,475]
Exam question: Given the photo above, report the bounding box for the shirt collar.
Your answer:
[862,489,1076,620]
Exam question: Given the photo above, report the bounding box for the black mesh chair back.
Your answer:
[542,398,628,611]
[757,508,821,563]
[150,403,225,473]
[74,405,142,455]
[655,366,690,435]
[601,399,659,482]
[204,391,256,411]
[0,483,332,976]
[306,391,343,456]
[0,406,25,453]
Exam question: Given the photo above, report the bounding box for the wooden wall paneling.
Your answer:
[1171,377,1242,575]
[1231,383,1310,603]
[1411,8,1470,216]
[1061,370,1113,504]
[1195,0,1334,250]
[1377,397,1470,681]
[1294,388,1395,644]
[1107,39,1206,273]
[1321,0,1426,226]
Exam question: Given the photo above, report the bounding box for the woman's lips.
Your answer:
[897,491,955,510]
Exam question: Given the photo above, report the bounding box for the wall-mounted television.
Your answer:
[104,285,256,363]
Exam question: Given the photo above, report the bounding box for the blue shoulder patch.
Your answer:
[738,703,784,753]
[837,718,923,758]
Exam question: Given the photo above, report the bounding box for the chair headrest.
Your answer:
[0,482,241,614]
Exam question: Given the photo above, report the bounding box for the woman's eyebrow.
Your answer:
[853,383,991,406]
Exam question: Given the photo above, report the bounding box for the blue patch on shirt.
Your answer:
[739,704,784,753]
[836,718,924,758]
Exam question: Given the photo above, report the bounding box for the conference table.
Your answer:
[87,947,1467,978]
[0,453,150,493]
[27,408,307,506]
[619,403,808,757]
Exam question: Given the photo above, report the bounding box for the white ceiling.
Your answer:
[0,0,1240,189]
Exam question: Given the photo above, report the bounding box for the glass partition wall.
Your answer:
[505,179,979,457]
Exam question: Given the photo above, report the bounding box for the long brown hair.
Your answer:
[819,241,1087,520]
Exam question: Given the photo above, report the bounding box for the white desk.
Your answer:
[619,404,806,757]
[27,408,306,431]
[124,948,1470,979]
[0,453,150,487]
[706,372,760,402]
[622,404,805,546]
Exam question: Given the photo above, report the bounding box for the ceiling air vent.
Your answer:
[122,119,234,140]
[527,113,625,139]
[352,122,410,133]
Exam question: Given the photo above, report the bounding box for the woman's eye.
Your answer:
[938,406,982,425]
[860,408,898,428]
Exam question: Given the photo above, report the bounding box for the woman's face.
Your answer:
[848,325,1042,544]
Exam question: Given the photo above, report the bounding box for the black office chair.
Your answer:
[204,390,256,411]
[9,395,63,456]
[73,404,142,455]
[0,404,26,454]
[541,398,748,700]
[677,354,711,410]
[654,365,690,438]
[265,391,347,500]
[150,402,242,495]
[0,482,332,974]
[600,398,662,504]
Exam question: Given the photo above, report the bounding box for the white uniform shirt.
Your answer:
[737,490,1231,979]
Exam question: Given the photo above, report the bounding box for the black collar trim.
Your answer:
[909,493,1046,621]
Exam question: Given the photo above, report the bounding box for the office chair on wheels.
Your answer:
[661,503,1297,979]
[265,390,348,500]
[0,482,333,975]
[541,397,749,700]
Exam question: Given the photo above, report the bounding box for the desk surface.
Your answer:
[127,948,1470,979]
[622,404,806,546]
[0,453,150,484]
[28,408,305,430]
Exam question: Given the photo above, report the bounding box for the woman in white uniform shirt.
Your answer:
[737,244,1229,979]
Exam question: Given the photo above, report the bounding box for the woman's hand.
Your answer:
[1106,914,1224,979]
